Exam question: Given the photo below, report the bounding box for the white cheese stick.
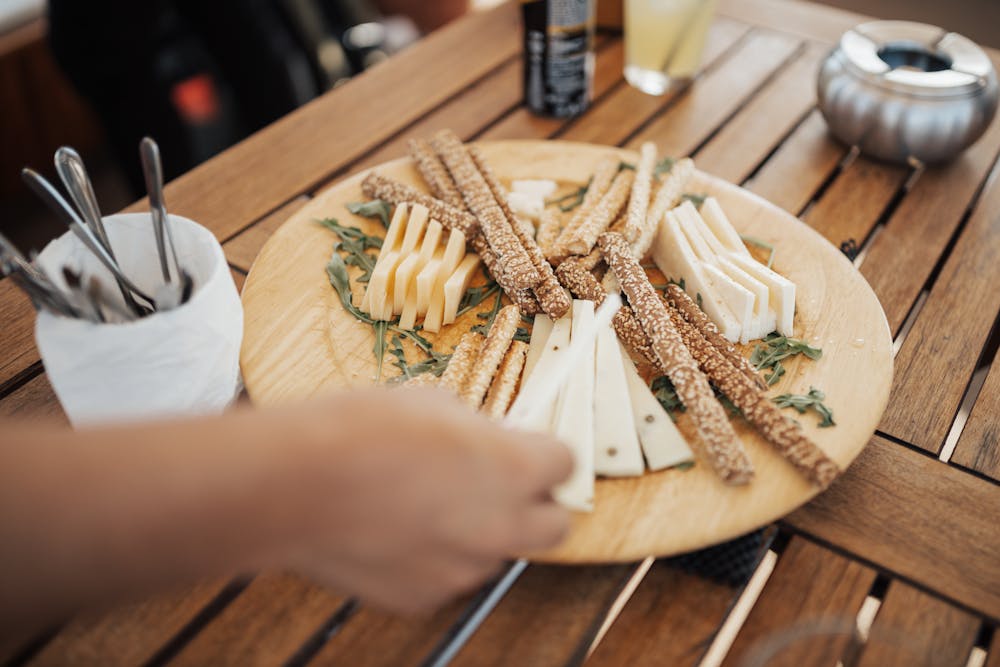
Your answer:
[701,197,751,257]
[619,343,694,471]
[717,255,772,341]
[653,211,742,342]
[506,312,572,432]
[552,300,596,512]
[728,252,795,336]
[702,263,755,344]
[593,324,645,477]
[512,179,558,199]
[522,314,553,384]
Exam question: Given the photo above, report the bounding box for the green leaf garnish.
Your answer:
[681,192,708,209]
[773,386,836,427]
[651,376,685,421]
[346,200,392,228]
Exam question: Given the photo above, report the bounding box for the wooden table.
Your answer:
[2,1,998,664]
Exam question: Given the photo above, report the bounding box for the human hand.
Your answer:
[275,387,573,612]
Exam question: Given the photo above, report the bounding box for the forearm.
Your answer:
[0,405,338,631]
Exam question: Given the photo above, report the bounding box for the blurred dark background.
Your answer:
[0,0,996,257]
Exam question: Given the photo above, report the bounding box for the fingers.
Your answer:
[504,430,574,496]
[508,501,572,553]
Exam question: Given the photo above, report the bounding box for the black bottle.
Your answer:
[522,0,596,118]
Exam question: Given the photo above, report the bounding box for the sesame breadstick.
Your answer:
[461,305,521,408]
[362,172,537,312]
[549,156,620,260]
[470,145,571,319]
[568,214,627,271]
[430,131,539,289]
[665,302,839,488]
[622,142,657,244]
[439,333,483,395]
[535,208,562,258]
[482,340,528,420]
[633,157,694,259]
[555,260,659,367]
[561,169,635,257]
[599,232,753,484]
[408,138,464,208]
[665,283,766,390]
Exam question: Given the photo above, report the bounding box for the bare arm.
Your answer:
[0,388,571,634]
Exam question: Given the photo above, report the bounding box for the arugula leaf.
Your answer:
[681,192,708,209]
[547,177,592,213]
[346,200,393,228]
[750,333,823,375]
[651,376,685,420]
[318,218,382,282]
[325,253,373,324]
[654,156,676,176]
[373,320,389,381]
[471,291,504,336]
[456,282,500,318]
[773,386,836,427]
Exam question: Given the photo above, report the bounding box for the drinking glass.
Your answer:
[624,0,718,95]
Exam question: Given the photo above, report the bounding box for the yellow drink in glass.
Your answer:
[624,0,717,95]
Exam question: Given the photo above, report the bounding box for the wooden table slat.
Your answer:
[449,564,637,666]
[0,278,40,393]
[224,197,312,273]
[859,114,1000,334]
[952,341,1000,480]
[719,537,875,667]
[716,0,864,44]
[557,18,752,146]
[744,109,847,215]
[624,30,803,155]
[693,42,829,185]
[855,581,981,667]
[25,580,230,667]
[785,437,1000,620]
[0,373,65,426]
[165,574,346,667]
[879,155,1000,452]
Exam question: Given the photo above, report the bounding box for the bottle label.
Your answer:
[523,0,594,118]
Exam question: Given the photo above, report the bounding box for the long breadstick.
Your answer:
[665,283,765,390]
[469,145,571,319]
[633,157,694,259]
[600,232,753,484]
[622,142,657,244]
[482,340,528,420]
[439,333,483,395]
[560,169,634,257]
[555,260,658,367]
[431,130,539,290]
[665,302,839,488]
[549,156,620,260]
[408,138,464,208]
[535,209,562,258]
[461,305,520,408]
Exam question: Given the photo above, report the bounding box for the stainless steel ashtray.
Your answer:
[817,20,998,165]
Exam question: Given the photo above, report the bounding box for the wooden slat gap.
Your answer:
[949,462,1000,489]
[794,146,858,220]
[610,26,763,150]
[779,523,999,624]
[736,104,818,188]
[142,577,250,667]
[685,41,810,159]
[2,625,60,667]
[283,598,360,667]
[871,430,943,462]
[0,361,44,403]
[939,311,1000,462]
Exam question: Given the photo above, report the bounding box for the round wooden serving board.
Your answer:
[240,140,893,563]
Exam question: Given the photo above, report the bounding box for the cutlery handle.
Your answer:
[54,147,115,259]
[140,137,173,283]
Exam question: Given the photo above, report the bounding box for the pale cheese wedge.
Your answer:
[717,255,773,341]
[522,314,553,384]
[506,313,572,433]
[394,219,442,317]
[415,248,444,318]
[653,212,742,342]
[362,203,409,313]
[552,300,596,511]
[422,230,467,333]
[378,204,429,320]
[512,179,558,199]
[675,201,722,265]
[442,254,481,325]
[702,263,755,344]
[593,324,645,477]
[619,343,693,470]
[701,197,751,258]
[728,252,795,336]
[507,191,544,220]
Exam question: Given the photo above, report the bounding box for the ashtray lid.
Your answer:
[840,20,994,97]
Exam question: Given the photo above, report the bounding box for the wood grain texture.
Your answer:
[166,574,345,667]
[860,114,1000,334]
[625,30,802,155]
[716,0,865,44]
[855,582,980,667]
[694,42,829,184]
[0,277,40,390]
[800,155,909,248]
[785,436,1000,620]
[308,597,472,667]
[26,580,228,667]
[450,564,636,666]
[119,1,521,243]
[879,157,1000,453]
[0,373,66,426]
[952,342,1000,480]
[987,630,1000,667]
[224,196,311,272]
[744,110,847,215]
[720,537,875,667]
[587,561,761,666]
[239,141,893,562]
[558,18,751,146]
[480,39,626,142]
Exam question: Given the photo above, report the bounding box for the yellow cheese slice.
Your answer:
[442,254,481,325]
[379,204,429,320]
[363,203,409,316]
[415,248,445,318]
[394,219,442,319]
[422,230,467,333]
[522,314,553,384]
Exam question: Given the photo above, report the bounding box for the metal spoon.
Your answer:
[139,137,173,284]
[54,147,114,256]
[21,168,157,312]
